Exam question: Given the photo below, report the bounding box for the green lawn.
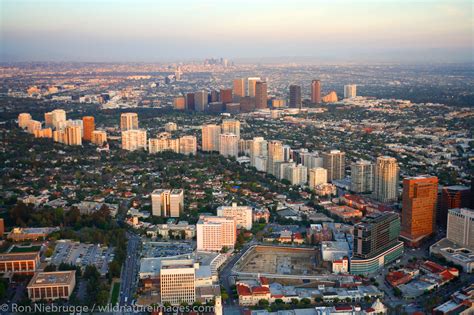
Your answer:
[9,245,41,253]
[110,282,120,305]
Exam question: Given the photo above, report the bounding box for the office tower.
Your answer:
[438,185,471,227]
[44,112,53,128]
[217,203,253,230]
[196,215,237,252]
[250,137,268,167]
[400,176,439,246]
[447,208,474,248]
[18,113,32,129]
[322,150,346,182]
[344,84,357,99]
[219,133,238,158]
[311,80,321,104]
[351,160,374,193]
[51,109,66,130]
[289,85,302,108]
[160,259,196,305]
[351,212,404,275]
[309,167,328,190]
[202,124,221,152]
[91,130,107,145]
[233,79,245,99]
[82,116,95,141]
[221,119,240,139]
[225,103,240,114]
[164,122,178,132]
[247,77,261,97]
[373,156,399,203]
[179,135,197,155]
[120,113,138,131]
[219,89,233,104]
[267,140,284,175]
[210,90,219,103]
[121,129,147,151]
[255,81,268,109]
[65,125,82,146]
[194,91,208,112]
[27,120,42,134]
[186,93,195,111]
[239,96,256,112]
[173,96,186,110]
[151,189,184,217]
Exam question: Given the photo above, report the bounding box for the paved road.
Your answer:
[118,232,141,307]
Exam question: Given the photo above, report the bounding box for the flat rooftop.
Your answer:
[28,271,75,287]
[0,252,39,261]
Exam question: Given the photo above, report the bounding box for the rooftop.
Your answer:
[28,271,75,287]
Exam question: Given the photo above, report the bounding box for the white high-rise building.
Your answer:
[373,156,399,203]
[267,140,284,175]
[309,167,328,190]
[121,129,147,151]
[217,203,253,230]
[51,109,66,130]
[120,113,139,130]
[221,119,240,139]
[447,208,474,248]
[219,133,239,158]
[247,77,261,97]
[344,85,357,99]
[151,189,184,217]
[18,113,32,129]
[160,259,196,305]
[351,160,374,193]
[196,216,236,252]
[179,135,197,155]
[250,137,267,168]
[194,91,208,112]
[281,163,307,186]
[202,124,221,152]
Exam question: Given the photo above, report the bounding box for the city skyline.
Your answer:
[1,0,473,63]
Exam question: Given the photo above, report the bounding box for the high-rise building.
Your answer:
[438,185,471,227]
[210,90,219,103]
[351,212,404,275]
[33,128,52,139]
[217,203,253,230]
[401,175,439,246]
[194,91,208,112]
[447,208,474,248]
[173,96,186,110]
[247,77,261,97]
[233,79,245,99]
[289,85,302,108]
[373,156,399,203]
[351,160,374,193]
[196,215,236,252]
[91,130,107,145]
[65,125,82,146]
[344,84,357,99]
[44,112,53,128]
[221,119,240,139]
[255,81,268,109]
[27,120,42,134]
[311,80,321,104]
[186,93,195,111]
[267,140,284,175]
[250,137,267,168]
[18,113,32,129]
[322,150,346,182]
[120,113,138,131]
[50,109,66,130]
[121,129,147,151]
[202,124,221,152]
[179,135,197,155]
[219,133,239,158]
[309,167,328,190]
[160,259,196,305]
[239,96,256,112]
[151,189,184,217]
[82,116,95,141]
[219,89,233,104]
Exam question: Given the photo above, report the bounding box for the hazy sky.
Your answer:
[1,0,472,63]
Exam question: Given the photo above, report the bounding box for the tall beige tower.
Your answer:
[202,124,221,152]
[221,119,240,139]
[373,156,399,203]
[179,136,197,155]
[233,78,245,99]
[121,129,147,151]
[322,150,346,182]
[351,160,374,193]
[247,77,261,97]
[66,125,82,146]
[120,112,138,130]
[18,113,32,129]
[219,133,239,158]
[267,140,284,175]
[309,167,328,190]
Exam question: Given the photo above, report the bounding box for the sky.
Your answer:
[1,0,473,63]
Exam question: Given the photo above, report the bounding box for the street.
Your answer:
[118,232,141,307]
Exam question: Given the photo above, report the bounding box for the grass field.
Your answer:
[110,282,121,305]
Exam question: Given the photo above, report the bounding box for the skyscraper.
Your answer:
[219,133,239,158]
[351,160,374,193]
[18,113,32,129]
[121,129,147,151]
[65,125,82,146]
[438,185,471,227]
[322,150,346,182]
[173,96,186,110]
[233,78,245,99]
[51,109,66,130]
[400,175,439,246]
[255,81,268,109]
[151,189,184,217]
[239,96,256,113]
[447,208,474,248]
[82,116,95,141]
[44,112,53,128]
[289,85,302,108]
[194,91,208,112]
[179,135,197,155]
[309,167,328,190]
[267,140,284,175]
[250,137,267,168]
[247,77,261,97]
[344,84,357,99]
[221,119,240,139]
[311,80,321,104]
[120,113,138,131]
[186,93,195,111]
[373,156,399,203]
[219,89,233,104]
[210,90,219,103]
[202,124,221,152]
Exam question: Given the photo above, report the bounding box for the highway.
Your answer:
[118,232,141,307]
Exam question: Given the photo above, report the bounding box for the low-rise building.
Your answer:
[0,251,40,274]
[27,271,76,301]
